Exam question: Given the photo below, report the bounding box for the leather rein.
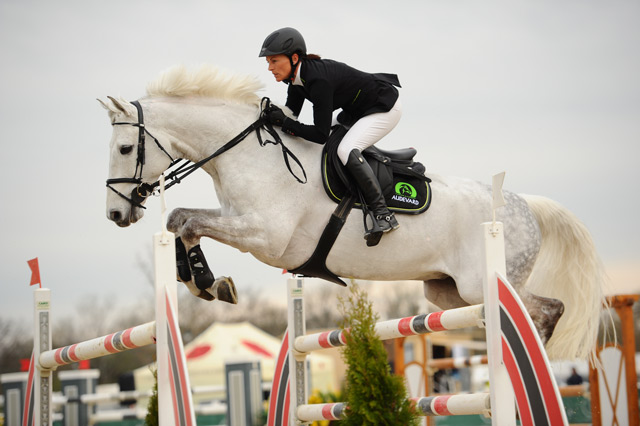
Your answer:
[106,98,307,209]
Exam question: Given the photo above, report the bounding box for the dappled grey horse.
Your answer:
[102,65,605,360]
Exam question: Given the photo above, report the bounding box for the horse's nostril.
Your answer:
[109,210,122,222]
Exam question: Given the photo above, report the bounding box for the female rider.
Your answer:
[259,27,402,246]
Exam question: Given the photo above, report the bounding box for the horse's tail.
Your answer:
[521,194,607,360]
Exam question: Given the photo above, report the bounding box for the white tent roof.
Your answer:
[181,321,283,382]
[133,321,335,398]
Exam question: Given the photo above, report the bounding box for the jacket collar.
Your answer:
[292,62,304,86]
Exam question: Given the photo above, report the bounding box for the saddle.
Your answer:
[322,125,432,215]
[289,126,432,286]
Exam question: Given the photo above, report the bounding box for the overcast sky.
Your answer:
[1,0,638,329]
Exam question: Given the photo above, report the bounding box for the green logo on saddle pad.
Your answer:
[395,182,417,199]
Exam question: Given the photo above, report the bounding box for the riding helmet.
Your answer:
[259,27,307,57]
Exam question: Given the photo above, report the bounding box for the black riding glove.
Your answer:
[264,105,287,127]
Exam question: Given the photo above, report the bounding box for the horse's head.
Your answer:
[99,96,174,227]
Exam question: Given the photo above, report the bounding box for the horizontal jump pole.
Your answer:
[558,384,588,398]
[52,381,274,406]
[39,321,156,369]
[88,402,226,423]
[51,390,153,406]
[296,393,491,421]
[411,394,491,416]
[294,304,485,353]
[428,383,586,400]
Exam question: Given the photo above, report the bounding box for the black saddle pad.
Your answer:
[321,126,432,215]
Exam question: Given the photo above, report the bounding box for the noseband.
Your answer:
[106,98,306,210]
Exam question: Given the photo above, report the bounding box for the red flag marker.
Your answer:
[20,358,31,372]
[27,258,41,288]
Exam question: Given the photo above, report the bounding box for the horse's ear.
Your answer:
[106,96,136,116]
[97,98,110,110]
[107,96,128,114]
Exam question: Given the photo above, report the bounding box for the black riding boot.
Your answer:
[346,149,399,246]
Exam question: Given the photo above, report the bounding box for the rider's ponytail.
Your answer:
[300,53,321,60]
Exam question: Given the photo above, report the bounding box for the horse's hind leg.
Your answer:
[507,241,565,345]
[518,289,564,345]
[423,277,469,310]
[425,275,564,346]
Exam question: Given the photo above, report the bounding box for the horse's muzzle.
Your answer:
[107,205,143,227]
[108,209,131,227]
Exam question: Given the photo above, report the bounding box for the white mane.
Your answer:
[146,65,263,105]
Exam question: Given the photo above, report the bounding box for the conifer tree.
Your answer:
[144,368,159,426]
[338,283,419,426]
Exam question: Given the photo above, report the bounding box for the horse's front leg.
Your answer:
[167,208,238,304]
[167,207,290,304]
[173,208,283,253]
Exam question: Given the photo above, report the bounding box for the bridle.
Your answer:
[106,98,306,210]
[106,100,176,209]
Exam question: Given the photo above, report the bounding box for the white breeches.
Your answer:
[337,98,402,165]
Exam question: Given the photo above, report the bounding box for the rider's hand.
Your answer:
[264,105,287,127]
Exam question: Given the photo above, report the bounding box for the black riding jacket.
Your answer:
[282,58,401,144]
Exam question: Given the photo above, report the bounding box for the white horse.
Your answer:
[101,65,605,360]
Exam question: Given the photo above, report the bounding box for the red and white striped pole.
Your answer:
[294,304,484,353]
[38,322,156,369]
[295,393,491,422]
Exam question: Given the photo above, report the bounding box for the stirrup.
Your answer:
[187,245,215,290]
[363,210,386,247]
[365,230,383,247]
[363,211,399,247]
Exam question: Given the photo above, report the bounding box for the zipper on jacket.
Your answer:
[351,89,361,104]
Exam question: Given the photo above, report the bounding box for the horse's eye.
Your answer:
[120,145,134,155]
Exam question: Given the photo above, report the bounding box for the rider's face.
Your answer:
[266,54,297,82]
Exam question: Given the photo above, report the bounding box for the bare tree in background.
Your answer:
[0,318,32,375]
[383,286,425,320]
[304,283,345,330]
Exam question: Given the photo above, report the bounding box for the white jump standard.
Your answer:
[27,228,196,426]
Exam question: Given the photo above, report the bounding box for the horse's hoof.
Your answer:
[175,237,192,282]
[196,289,215,301]
[535,297,565,344]
[207,276,238,305]
[188,245,215,290]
